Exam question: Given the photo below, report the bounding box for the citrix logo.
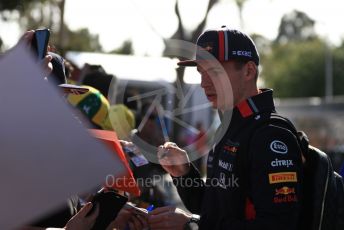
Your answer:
[271,158,294,168]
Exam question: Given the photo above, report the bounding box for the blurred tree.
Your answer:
[276,10,317,44]
[262,39,327,97]
[0,0,42,15]
[263,10,344,97]
[57,0,66,50]
[57,28,102,52]
[250,33,272,56]
[163,0,219,80]
[162,0,219,141]
[234,0,248,29]
[0,0,55,28]
[163,0,257,84]
[332,42,344,95]
[0,0,21,11]
[170,0,219,43]
[109,40,134,55]
[0,0,102,53]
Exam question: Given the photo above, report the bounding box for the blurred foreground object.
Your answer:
[0,41,125,229]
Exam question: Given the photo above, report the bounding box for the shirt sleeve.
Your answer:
[171,163,205,214]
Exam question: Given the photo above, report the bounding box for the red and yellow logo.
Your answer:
[275,186,295,195]
[268,172,297,184]
[223,146,238,153]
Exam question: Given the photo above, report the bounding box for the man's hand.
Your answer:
[106,208,148,230]
[18,30,35,45]
[148,206,192,230]
[42,54,53,77]
[157,142,190,177]
[64,202,99,230]
[18,30,53,77]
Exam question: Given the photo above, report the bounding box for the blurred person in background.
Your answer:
[123,89,142,128]
[130,101,171,208]
[67,85,112,130]
[136,101,165,148]
[81,64,115,99]
[107,104,136,140]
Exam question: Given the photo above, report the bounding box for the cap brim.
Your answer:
[177,59,198,67]
[58,84,89,95]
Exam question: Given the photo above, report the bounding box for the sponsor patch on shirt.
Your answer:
[218,159,234,172]
[273,194,298,204]
[273,186,298,203]
[275,186,295,195]
[268,172,297,184]
[270,140,288,154]
[223,140,239,156]
[223,145,238,156]
[271,158,294,168]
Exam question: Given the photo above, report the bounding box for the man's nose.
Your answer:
[200,74,211,88]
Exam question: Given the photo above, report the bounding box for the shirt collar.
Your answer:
[234,88,275,119]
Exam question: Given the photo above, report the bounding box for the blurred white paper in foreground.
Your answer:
[0,43,125,229]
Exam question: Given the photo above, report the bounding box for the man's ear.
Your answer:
[244,61,257,81]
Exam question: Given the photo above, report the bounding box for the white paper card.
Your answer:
[0,43,125,229]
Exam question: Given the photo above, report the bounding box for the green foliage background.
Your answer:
[260,10,344,97]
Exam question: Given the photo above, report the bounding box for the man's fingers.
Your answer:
[129,215,143,230]
[157,146,167,156]
[87,203,99,220]
[163,142,177,148]
[19,30,35,44]
[42,54,53,76]
[44,54,53,62]
[135,214,148,227]
[158,155,174,166]
[149,218,172,229]
[119,140,131,145]
[148,211,171,225]
[42,54,52,66]
[78,202,93,217]
[149,206,173,215]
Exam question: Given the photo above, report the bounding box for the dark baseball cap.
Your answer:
[178,26,259,66]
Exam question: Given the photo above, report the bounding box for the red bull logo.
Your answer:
[275,186,295,195]
[223,145,238,153]
[273,194,298,203]
[273,186,298,204]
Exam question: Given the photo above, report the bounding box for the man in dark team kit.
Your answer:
[157,26,303,229]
